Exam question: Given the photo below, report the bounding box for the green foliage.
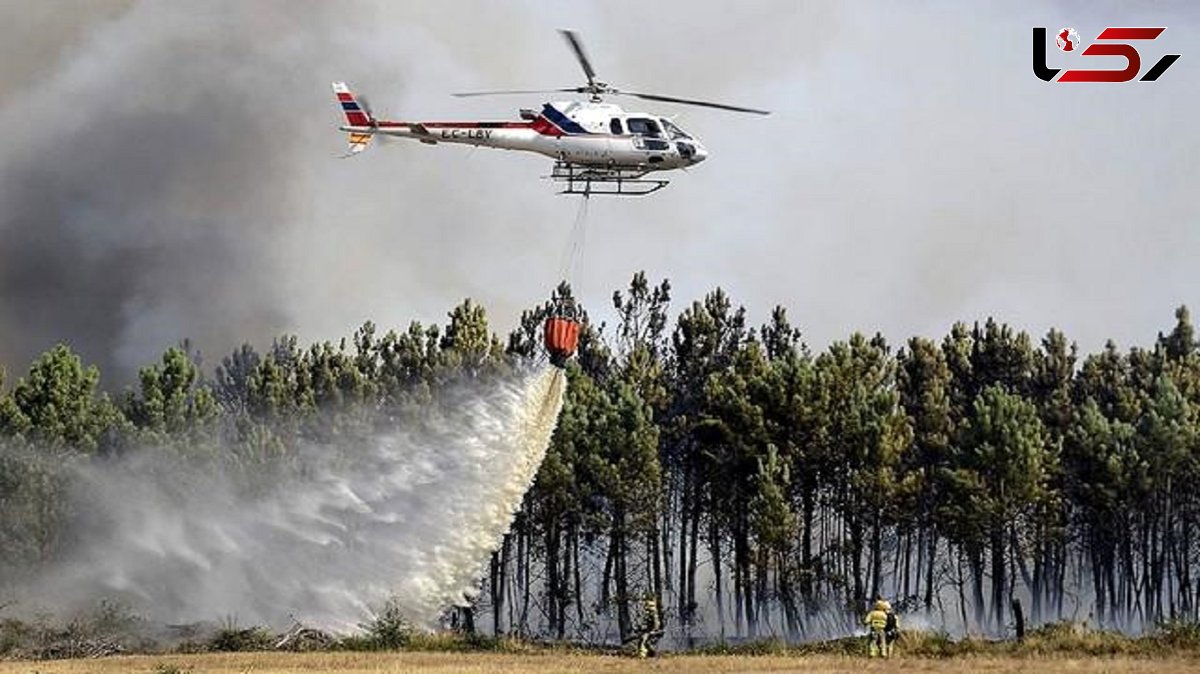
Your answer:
[352,599,414,650]
[0,618,32,656]
[208,618,274,652]
[0,344,124,452]
[0,448,74,565]
[441,299,506,378]
[2,280,1200,647]
[961,385,1050,525]
[126,347,217,441]
[1153,619,1200,649]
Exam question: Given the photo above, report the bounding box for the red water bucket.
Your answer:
[544,317,581,367]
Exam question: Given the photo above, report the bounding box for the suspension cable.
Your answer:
[557,195,591,289]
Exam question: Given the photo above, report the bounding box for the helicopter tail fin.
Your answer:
[332,82,375,156]
[332,81,373,128]
[343,131,374,157]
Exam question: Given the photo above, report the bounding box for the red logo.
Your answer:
[1033,27,1180,82]
[1056,28,1080,52]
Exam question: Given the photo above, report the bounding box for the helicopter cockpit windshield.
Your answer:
[626,117,662,137]
[660,119,692,140]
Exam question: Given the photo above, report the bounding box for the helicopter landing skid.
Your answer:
[547,162,669,196]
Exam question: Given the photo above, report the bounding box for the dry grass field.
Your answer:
[2,652,1200,674]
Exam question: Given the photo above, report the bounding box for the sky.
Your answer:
[0,0,1196,383]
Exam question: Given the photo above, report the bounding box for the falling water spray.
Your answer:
[12,365,567,631]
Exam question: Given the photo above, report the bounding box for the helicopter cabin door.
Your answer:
[625,117,671,165]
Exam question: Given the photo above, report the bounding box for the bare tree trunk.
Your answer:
[660,491,673,602]
[558,522,569,640]
[687,497,700,629]
[734,508,754,638]
[968,545,986,632]
[991,527,1007,633]
[925,531,938,610]
[801,489,815,613]
[572,524,585,635]
[1012,597,1026,642]
[546,521,561,638]
[956,548,971,635]
[902,528,912,602]
[870,511,883,602]
[711,516,726,640]
[849,515,865,609]
[651,524,664,621]
[490,540,506,636]
[779,549,800,639]
[519,528,531,636]
[614,508,632,643]
[602,529,616,609]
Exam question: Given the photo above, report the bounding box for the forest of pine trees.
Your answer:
[2,272,1199,643]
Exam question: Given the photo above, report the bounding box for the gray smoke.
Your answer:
[0,2,315,378]
[12,366,565,629]
[0,1,559,381]
[0,1,1196,384]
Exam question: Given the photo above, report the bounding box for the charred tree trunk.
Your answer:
[518,527,531,636]
[991,527,1007,633]
[924,530,938,611]
[870,511,883,602]
[490,539,507,636]
[849,516,865,609]
[558,522,570,640]
[545,521,561,638]
[710,515,726,639]
[968,545,986,632]
[800,488,815,613]
[572,524,585,633]
[614,508,632,643]
[1012,597,1026,642]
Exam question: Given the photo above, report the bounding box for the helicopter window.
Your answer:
[610,118,624,135]
[625,117,662,137]
[661,119,692,140]
[635,137,671,151]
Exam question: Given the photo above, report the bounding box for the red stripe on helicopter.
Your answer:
[531,116,564,137]
[365,119,579,138]
[374,121,534,129]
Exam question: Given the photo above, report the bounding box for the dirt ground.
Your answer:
[1,652,1198,674]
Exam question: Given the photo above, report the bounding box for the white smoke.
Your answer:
[16,366,565,630]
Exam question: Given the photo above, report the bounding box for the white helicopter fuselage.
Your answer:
[339,100,708,171]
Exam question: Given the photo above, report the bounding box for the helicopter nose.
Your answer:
[691,146,708,164]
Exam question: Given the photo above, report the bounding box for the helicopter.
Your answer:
[332,30,768,196]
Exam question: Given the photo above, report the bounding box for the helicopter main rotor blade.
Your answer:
[623,91,771,115]
[559,29,597,88]
[452,88,578,97]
